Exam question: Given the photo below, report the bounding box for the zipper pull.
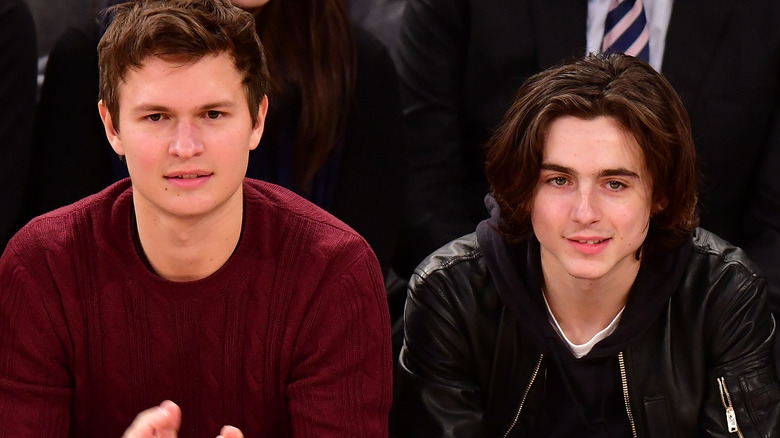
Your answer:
[725,406,738,433]
[717,376,742,436]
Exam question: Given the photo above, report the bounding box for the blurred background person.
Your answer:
[238,0,406,280]
[0,0,36,250]
[22,0,123,223]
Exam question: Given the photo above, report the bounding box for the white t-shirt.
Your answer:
[544,293,625,359]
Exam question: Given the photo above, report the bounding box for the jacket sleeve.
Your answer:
[393,266,488,437]
[0,239,73,434]
[702,262,780,437]
[393,0,478,275]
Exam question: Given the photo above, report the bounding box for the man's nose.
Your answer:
[168,121,204,158]
[571,187,601,224]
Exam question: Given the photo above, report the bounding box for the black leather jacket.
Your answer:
[394,228,780,437]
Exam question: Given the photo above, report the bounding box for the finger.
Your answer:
[123,400,182,438]
[217,425,244,438]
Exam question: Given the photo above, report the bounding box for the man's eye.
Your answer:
[607,180,625,190]
[206,110,222,119]
[147,113,162,122]
[550,177,567,186]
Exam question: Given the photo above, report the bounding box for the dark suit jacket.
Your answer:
[0,0,37,249]
[395,0,780,307]
[348,0,407,51]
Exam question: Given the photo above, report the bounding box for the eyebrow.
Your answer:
[600,168,640,179]
[131,101,237,113]
[540,163,640,179]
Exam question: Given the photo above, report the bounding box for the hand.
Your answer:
[217,425,244,438]
[122,400,244,438]
[123,400,181,438]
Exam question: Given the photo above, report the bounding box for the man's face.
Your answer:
[99,52,266,221]
[531,115,655,286]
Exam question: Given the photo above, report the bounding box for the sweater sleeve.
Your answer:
[286,243,392,437]
[0,240,73,435]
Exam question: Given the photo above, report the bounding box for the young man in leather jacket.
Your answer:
[393,53,780,437]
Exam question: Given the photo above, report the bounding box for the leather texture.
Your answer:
[394,228,780,437]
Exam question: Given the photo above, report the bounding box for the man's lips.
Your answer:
[165,171,212,179]
[567,236,611,255]
[571,238,609,245]
[167,174,208,179]
[164,171,213,188]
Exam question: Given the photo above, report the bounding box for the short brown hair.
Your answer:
[98,0,270,130]
[485,53,698,257]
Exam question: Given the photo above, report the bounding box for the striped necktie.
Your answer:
[601,0,650,62]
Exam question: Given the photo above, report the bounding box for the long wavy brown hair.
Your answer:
[253,0,356,192]
[485,53,699,259]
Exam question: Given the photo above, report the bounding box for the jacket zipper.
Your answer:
[502,354,543,438]
[504,352,737,438]
[717,376,744,437]
[618,352,638,438]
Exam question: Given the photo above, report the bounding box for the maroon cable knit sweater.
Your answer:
[0,178,392,437]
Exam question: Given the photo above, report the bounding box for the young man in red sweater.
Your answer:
[0,0,392,436]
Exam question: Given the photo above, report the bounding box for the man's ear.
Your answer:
[98,100,124,156]
[248,96,269,151]
[653,197,669,215]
